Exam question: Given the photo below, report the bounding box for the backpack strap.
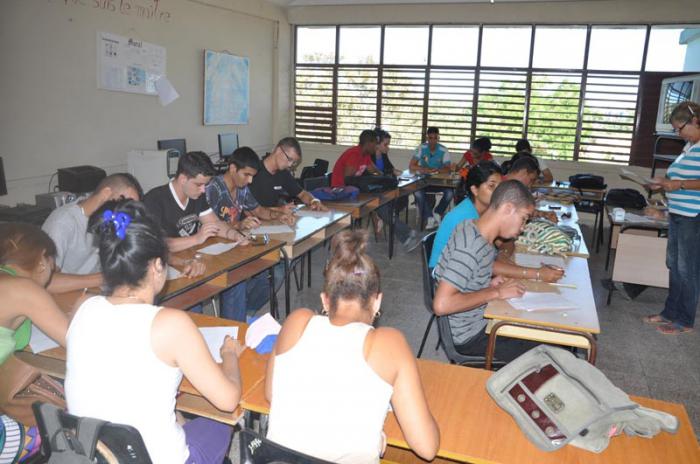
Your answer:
[75,415,107,460]
[35,403,105,463]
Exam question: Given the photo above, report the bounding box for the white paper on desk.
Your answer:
[155,76,179,106]
[514,253,566,269]
[250,224,294,235]
[295,209,334,218]
[508,292,579,312]
[197,242,238,255]
[245,313,281,349]
[166,265,183,280]
[624,212,660,224]
[29,324,59,354]
[199,327,240,363]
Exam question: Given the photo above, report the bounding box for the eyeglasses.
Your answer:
[675,106,697,134]
[279,146,299,168]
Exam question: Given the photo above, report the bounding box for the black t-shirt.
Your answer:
[143,183,212,238]
[249,163,303,207]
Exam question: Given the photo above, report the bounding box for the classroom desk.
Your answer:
[240,359,700,464]
[158,237,285,314]
[604,206,668,270]
[19,312,267,426]
[484,256,600,368]
[252,211,351,315]
[425,171,461,189]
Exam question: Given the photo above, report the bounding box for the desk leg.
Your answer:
[605,223,615,271]
[268,265,277,320]
[388,199,396,259]
[280,248,291,317]
[307,250,312,288]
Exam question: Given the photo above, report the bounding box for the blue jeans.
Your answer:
[660,213,700,328]
[220,263,285,321]
[414,187,454,220]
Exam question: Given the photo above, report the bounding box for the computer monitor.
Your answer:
[157,138,187,157]
[218,133,239,159]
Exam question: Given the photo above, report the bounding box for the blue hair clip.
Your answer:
[102,210,132,240]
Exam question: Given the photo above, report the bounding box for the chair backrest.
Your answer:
[33,402,152,464]
[312,158,329,177]
[239,428,334,464]
[420,232,437,312]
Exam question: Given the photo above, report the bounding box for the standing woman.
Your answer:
[65,200,243,463]
[265,230,439,463]
[645,101,700,334]
[0,223,68,461]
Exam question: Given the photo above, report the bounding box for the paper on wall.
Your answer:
[155,76,179,106]
[199,326,240,363]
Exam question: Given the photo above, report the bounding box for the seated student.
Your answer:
[513,139,554,183]
[432,181,562,362]
[371,128,401,177]
[206,147,285,320]
[333,130,419,252]
[266,230,439,463]
[249,137,327,213]
[410,127,454,229]
[0,224,68,462]
[430,161,502,268]
[503,156,540,189]
[144,151,248,253]
[66,200,243,464]
[455,136,493,171]
[41,173,141,293]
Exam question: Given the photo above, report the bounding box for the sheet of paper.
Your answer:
[166,265,182,280]
[514,253,566,269]
[250,224,294,235]
[197,242,238,255]
[620,168,653,187]
[155,76,179,106]
[29,324,59,354]
[624,212,663,224]
[245,313,281,348]
[508,292,579,312]
[295,209,334,218]
[199,326,240,363]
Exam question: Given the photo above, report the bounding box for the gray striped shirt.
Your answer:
[434,219,496,344]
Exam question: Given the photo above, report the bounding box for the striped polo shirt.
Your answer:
[434,219,496,345]
[666,141,700,217]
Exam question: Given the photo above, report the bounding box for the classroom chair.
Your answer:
[239,427,334,464]
[417,232,441,357]
[32,402,152,464]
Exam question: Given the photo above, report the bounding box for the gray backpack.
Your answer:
[486,346,678,453]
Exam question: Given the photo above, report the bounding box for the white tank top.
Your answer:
[65,296,188,464]
[267,315,394,464]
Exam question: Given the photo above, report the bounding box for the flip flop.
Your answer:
[642,314,670,325]
[657,322,693,335]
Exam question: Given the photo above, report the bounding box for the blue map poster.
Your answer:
[203,50,250,125]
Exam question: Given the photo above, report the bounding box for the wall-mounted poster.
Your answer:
[97,32,166,95]
[203,50,250,125]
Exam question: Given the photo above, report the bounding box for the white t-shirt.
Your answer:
[42,202,100,274]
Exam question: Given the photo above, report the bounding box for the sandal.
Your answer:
[657,322,693,335]
[642,314,670,325]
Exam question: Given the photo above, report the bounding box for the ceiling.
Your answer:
[268,0,587,6]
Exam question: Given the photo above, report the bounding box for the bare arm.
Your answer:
[369,328,440,461]
[433,278,525,316]
[47,272,102,294]
[152,309,242,411]
[493,260,563,283]
[541,168,554,184]
[297,190,328,211]
[200,212,247,242]
[5,279,69,346]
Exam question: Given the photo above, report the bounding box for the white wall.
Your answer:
[0,0,290,205]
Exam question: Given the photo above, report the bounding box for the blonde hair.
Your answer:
[323,230,380,314]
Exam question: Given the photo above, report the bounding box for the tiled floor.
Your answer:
[227,213,700,461]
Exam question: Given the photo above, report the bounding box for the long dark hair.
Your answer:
[465,160,502,200]
[0,223,56,271]
[90,200,168,295]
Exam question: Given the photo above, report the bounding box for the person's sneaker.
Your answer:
[402,230,420,252]
[425,216,439,230]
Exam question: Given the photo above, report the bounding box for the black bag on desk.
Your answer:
[606,188,647,210]
[569,174,606,190]
[344,175,398,193]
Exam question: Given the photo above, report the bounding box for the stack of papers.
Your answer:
[197,242,238,255]
[198,326,240,363]
[508,292,579,312]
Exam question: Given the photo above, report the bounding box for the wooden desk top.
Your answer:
[240,359,699,463]
[485,256,600,336]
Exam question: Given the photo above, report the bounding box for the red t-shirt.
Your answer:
[461,150,493,166]
[331,145,373,187]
